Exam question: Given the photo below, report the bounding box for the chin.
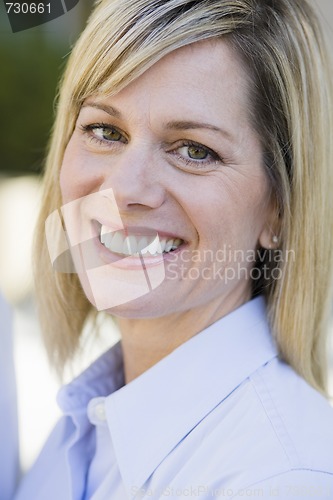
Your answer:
[101,288,177,320]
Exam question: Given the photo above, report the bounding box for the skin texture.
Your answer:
[60,39,276,383]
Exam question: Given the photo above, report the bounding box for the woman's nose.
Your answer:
[98,147,166,212]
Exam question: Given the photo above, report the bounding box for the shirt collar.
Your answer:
[57,341,124,414]
[104,296,277,496]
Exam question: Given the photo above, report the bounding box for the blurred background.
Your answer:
[0,0,119,474]
[0,0,333,475]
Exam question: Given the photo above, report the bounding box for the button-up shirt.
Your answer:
[14,297,333,499]
[0,294,18,500]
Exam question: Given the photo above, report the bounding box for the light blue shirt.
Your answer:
[0,294,18,500]
[15,297,333,499]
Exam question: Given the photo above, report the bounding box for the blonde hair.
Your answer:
[35,0,333,393]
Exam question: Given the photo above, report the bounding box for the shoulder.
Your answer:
[206,358,333,498]
[248,357,333,474]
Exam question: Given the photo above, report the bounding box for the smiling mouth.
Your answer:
[99,225,184,257]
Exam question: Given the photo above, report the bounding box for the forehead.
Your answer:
[86,39,251,127]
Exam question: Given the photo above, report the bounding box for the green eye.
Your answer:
[174,142,220,168]
[102,127,122,141]
[187,146,209,160]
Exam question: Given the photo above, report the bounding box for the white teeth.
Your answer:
[99,225,183,256]
[122,236,131,256]
[100,225,108,244]
[128,235,138,254]
[159,239,167,253]
[138,237,148,253]
[103,232,113,247]
[146,236,161,256]
[165,239,174,252]
[110,231,124,254]
[101,225,109,236]
[122,235,138,255]
[174,238,182,248]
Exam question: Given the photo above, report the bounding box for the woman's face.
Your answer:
[60,39,274,318]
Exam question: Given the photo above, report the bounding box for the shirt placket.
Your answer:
[66,409,96,500]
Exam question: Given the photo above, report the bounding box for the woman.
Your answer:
[15,0,333,498]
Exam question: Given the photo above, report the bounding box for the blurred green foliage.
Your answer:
[0,0,92,175]
[0,34,65,175]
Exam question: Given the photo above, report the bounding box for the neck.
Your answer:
[117,289,250,384]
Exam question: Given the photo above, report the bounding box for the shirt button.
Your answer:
[87,397,107,425]
[95,403,106,422]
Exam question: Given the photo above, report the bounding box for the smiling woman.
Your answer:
[59,40,271,333]
[14,1,333,499]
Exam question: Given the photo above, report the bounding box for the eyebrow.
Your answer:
[164,120,234,142]
[82,102,234,142]
[81,102,122,118]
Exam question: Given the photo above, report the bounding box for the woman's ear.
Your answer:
[259,228,279,249]
[258,196,281,249]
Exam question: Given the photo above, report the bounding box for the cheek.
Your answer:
[60,139,99,203]
[194,171,270,248]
